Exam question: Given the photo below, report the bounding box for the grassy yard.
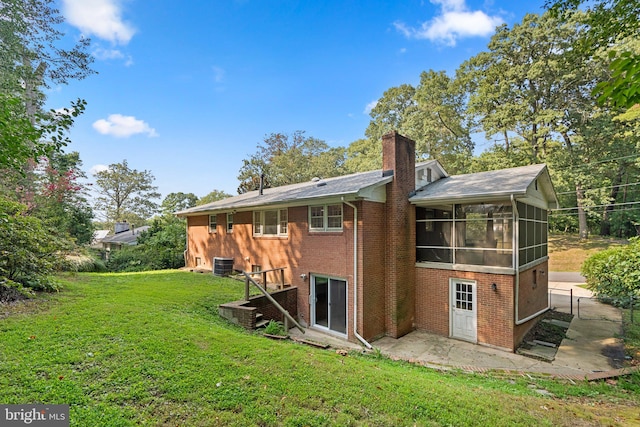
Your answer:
[1,271,639,426]
[548,233,628,272]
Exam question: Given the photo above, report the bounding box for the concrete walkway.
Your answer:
[289,279,631,379]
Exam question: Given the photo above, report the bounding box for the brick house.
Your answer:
[176,132,558,351]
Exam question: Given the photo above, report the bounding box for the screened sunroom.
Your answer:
[410,164,558,271]
[415,201,548,269]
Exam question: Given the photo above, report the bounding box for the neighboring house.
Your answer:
[176,132,558,352]
[101,222,150,259]
[90,229,110,250]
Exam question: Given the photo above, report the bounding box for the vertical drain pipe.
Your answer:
[343,198,373,349]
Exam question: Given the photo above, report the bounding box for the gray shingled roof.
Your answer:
[176,168,396,216]
[410,163,557,207]
[101,225,150,245]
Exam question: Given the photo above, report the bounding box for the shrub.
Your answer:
[0,197,67,291]
[582,237,640,300]
[63,253,107,273]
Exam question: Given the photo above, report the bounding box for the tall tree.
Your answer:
[547,0,640,109]
[354,73,473,174]
[197,190,231,206]
[94,160,160,225]
[459,11,625,239]
[237,131,346,193]
[161,192,198,215]
[0,0,93,173]
[33,151,94,244]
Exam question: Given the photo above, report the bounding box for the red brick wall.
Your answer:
[245,287,298,324]
[361,200,387,340]
[415,268,517,350]
[383,132,416,338]
[415,263,550,351]
[513,262,550,347]
[185,204,357,339]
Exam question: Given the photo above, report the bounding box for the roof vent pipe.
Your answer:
[259,174,264,196]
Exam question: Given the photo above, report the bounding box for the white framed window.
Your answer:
[227,213,233,233]
[253,209,288,236]
[209,214,217,233]
[309,204,343,232]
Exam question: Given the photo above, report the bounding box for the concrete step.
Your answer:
[255,319,269,328]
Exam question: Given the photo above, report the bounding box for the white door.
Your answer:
[450,279,477,342]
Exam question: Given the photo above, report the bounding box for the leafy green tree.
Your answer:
[365,84,417,147]
[30,152,95,245]
[161,192,198,214]
[94,160,160,226]
[0,0,93,173]
[107,216,188,272]
[458,11,633,239]
[344,138,383,173]
[356,72,473,174]
[0,197,66,291]
[237,131,346,193]
[547,0,640,109]
[197,189,231,206]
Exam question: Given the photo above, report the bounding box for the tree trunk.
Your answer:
[503,130,510,153]
[600,166,624,236]
[576,183,589,240]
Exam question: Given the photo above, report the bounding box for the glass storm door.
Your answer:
[312,276,347,335]
[450,279,477,342]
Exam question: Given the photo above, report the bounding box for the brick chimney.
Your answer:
[382,131,416,338]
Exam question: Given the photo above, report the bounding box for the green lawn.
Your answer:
[1,271,638,426]
[548,233,627,272]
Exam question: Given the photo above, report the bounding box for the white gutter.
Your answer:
[342,198,373,349]
[512,195,549,325]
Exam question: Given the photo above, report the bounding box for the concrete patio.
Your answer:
[289,280,631,379]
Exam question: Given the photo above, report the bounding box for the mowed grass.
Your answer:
[548,233,628,272]
[1,271,638,426]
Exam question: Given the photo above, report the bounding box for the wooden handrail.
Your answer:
[245,267,287,275]
[242,271,305,334]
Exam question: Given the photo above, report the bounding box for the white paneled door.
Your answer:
[450,279,477,342]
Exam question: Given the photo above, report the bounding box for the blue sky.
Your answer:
[48,0,547,205]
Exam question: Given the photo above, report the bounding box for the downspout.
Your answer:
[512,195,549,325]
[342,198,373,349]
[183,216,189,267]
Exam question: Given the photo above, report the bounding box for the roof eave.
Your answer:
[176,188,382,217]
[410,191,527,206]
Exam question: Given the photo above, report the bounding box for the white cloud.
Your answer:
[394,0,503,46]
[92,47,124,60]
[363,100,378,115]
[62,0,136,45]
[93,114,158,138]
[90,164,109,175]
[212,66,225,83]
[92,46,134,66]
